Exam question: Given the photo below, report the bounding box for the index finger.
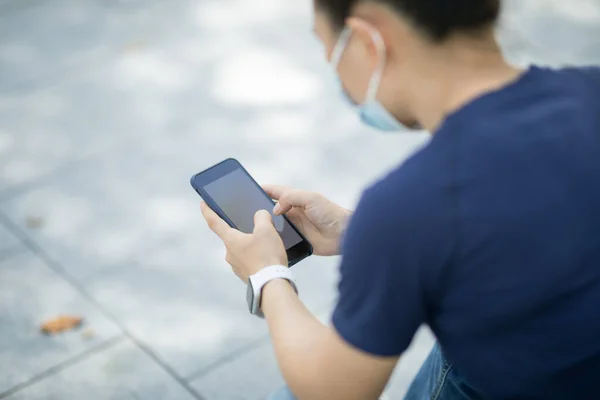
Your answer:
[262,184,290,201]
[200,202,235,240]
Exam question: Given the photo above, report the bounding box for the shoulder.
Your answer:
[528,66,600,100]
[562,66,600,99]
[558,65,600,82]
[365,140,453,214]
[343,143,455,253]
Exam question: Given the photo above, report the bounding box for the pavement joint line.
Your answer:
[185,301,334,382]
[185,334,272,382]
[0,210,208,400]
[0,134,140,204]
[0,335,126,399]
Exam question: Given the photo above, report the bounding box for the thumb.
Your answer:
[254,209,274,233]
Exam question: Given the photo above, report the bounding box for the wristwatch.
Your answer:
[247,265,298,318]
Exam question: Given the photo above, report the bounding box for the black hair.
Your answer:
[316,0,501,41]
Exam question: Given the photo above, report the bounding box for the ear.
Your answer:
[346,17,384,68]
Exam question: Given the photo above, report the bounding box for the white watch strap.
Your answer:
[249,265,297,317]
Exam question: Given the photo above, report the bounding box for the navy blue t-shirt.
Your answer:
[332,66,600,399]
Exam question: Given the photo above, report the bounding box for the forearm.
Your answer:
[261,279,329,396]
[261,279,397,400]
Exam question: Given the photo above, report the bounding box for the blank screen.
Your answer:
[204,168,303,249]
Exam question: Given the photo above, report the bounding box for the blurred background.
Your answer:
[0,0,599,399]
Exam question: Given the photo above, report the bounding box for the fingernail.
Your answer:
[273,204,281,214]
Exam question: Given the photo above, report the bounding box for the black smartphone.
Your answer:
[190,158,313,267]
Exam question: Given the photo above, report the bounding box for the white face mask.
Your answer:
[330,27,409,132]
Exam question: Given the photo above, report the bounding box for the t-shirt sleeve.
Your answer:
[332,185,429,357]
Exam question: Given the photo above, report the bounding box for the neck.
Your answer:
[398,34,523,132]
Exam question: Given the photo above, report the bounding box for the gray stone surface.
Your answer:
[0,250,122,395]
[0,0,186,92]
[188,309,332,399]
[0,0,599,398]
[499,0,600,67]
[82,253,339,378]
[191,339,287,400]
[4,339,198,400]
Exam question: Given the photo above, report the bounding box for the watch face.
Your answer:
[246,281,254,313]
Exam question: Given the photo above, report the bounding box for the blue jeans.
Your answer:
[268,344,486,400]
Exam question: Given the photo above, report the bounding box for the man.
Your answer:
[200,0,600,398]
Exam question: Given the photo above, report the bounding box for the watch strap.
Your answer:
[249,265,297,317]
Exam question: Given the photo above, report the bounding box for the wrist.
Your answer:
[247,265,297,317]
[263,277,294,292]
[261,278,298,316]
[248,259,288,280]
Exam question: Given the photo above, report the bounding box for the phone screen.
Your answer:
[203,168,303,250]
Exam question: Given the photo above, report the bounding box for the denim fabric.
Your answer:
[404,344,486,400]
[267,344,486,400]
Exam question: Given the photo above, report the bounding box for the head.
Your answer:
[313,0,503,130]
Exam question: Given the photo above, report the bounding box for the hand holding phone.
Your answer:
[191,158,313,267]
[199,202,290,280]
[263,185,351,257]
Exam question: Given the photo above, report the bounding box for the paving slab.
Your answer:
[0,250,122,395]
[0,49,214,196]
[0,0,188,92]
[0,61,171,195]
[189,309,332,400]
[82,251,339,380]
[4,338,198,400]
[191,338,285,400]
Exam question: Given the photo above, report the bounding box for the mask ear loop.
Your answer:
[364,29,387,104]
[330,27,353,70]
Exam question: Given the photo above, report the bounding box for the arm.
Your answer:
[262,279,399,400]
[262,183,430,398]
[199,183,427,398]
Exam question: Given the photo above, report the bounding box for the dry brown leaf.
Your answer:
[40,316,83,335]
